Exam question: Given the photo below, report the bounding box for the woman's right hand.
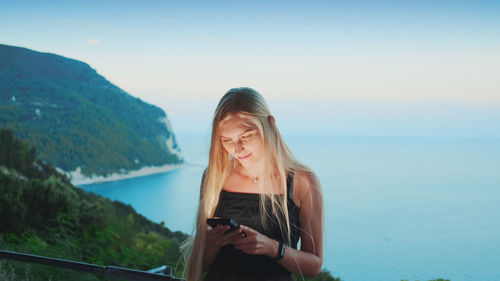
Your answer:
[205,224,246,250]
[203,223,244,272]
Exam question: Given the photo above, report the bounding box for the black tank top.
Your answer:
[207,173,301,279]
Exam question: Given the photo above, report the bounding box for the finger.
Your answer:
[231,233,253,246]
[239,225,256,235]
[207,225,229,238]
[229,230,247,242]
[220,229,244,245]
[214,226,234,238]
[207,223,222,231]
[226,226,246,237]
[215,224,230,234]
[206,225,219,235]
[235,226,248,237]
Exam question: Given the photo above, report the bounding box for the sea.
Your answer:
[80,134,500,281]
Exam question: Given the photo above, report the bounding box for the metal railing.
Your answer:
[0,250,184,281]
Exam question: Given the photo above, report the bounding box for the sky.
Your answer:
[1,0,499,137]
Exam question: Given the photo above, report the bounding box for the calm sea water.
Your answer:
[80,134,500,281]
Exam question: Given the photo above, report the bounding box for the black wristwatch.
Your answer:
[273,240,286,261]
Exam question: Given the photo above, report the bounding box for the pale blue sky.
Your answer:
[1,0,499,137]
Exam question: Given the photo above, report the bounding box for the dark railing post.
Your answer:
[0,250,184,281]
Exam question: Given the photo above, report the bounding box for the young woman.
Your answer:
[181,87,324,281]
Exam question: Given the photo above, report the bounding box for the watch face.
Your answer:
[280,242,286,256]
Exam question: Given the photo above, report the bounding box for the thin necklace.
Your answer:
[236,168,259,183]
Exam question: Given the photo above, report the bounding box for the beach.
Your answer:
[68,163,186,186]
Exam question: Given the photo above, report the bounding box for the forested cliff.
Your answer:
[0,44,183,179]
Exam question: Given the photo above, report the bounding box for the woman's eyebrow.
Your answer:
[239,127,255,136]
[220,127,255,139]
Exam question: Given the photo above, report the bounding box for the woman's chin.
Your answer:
[236,157,253,167]
[237,160,250,167]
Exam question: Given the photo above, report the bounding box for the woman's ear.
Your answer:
[268,115,276,127]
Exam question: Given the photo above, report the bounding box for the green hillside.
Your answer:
[0,128,187,280]
[0,44,182,178]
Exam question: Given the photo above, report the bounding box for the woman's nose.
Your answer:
[233,140,244,154]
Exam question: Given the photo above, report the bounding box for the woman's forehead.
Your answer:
[219,115,257,135]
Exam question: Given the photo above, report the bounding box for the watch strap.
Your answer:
[273,241,286,261]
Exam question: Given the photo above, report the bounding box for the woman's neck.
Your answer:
[235,166,260,180]
[234,160,263,180]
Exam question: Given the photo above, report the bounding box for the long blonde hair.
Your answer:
[180,87,312,280]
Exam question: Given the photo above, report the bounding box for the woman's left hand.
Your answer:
[232,225,278,257]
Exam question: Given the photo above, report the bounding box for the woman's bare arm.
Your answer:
[275,171,324,277]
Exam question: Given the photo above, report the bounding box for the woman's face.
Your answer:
[218,114,263,168]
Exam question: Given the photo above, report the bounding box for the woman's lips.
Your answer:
[237,153,252,160]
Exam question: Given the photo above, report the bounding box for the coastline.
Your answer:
[69,163,186,186]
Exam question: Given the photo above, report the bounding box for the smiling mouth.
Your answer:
[237,153,252,160]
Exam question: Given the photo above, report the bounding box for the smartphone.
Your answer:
[206,218,240,233]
